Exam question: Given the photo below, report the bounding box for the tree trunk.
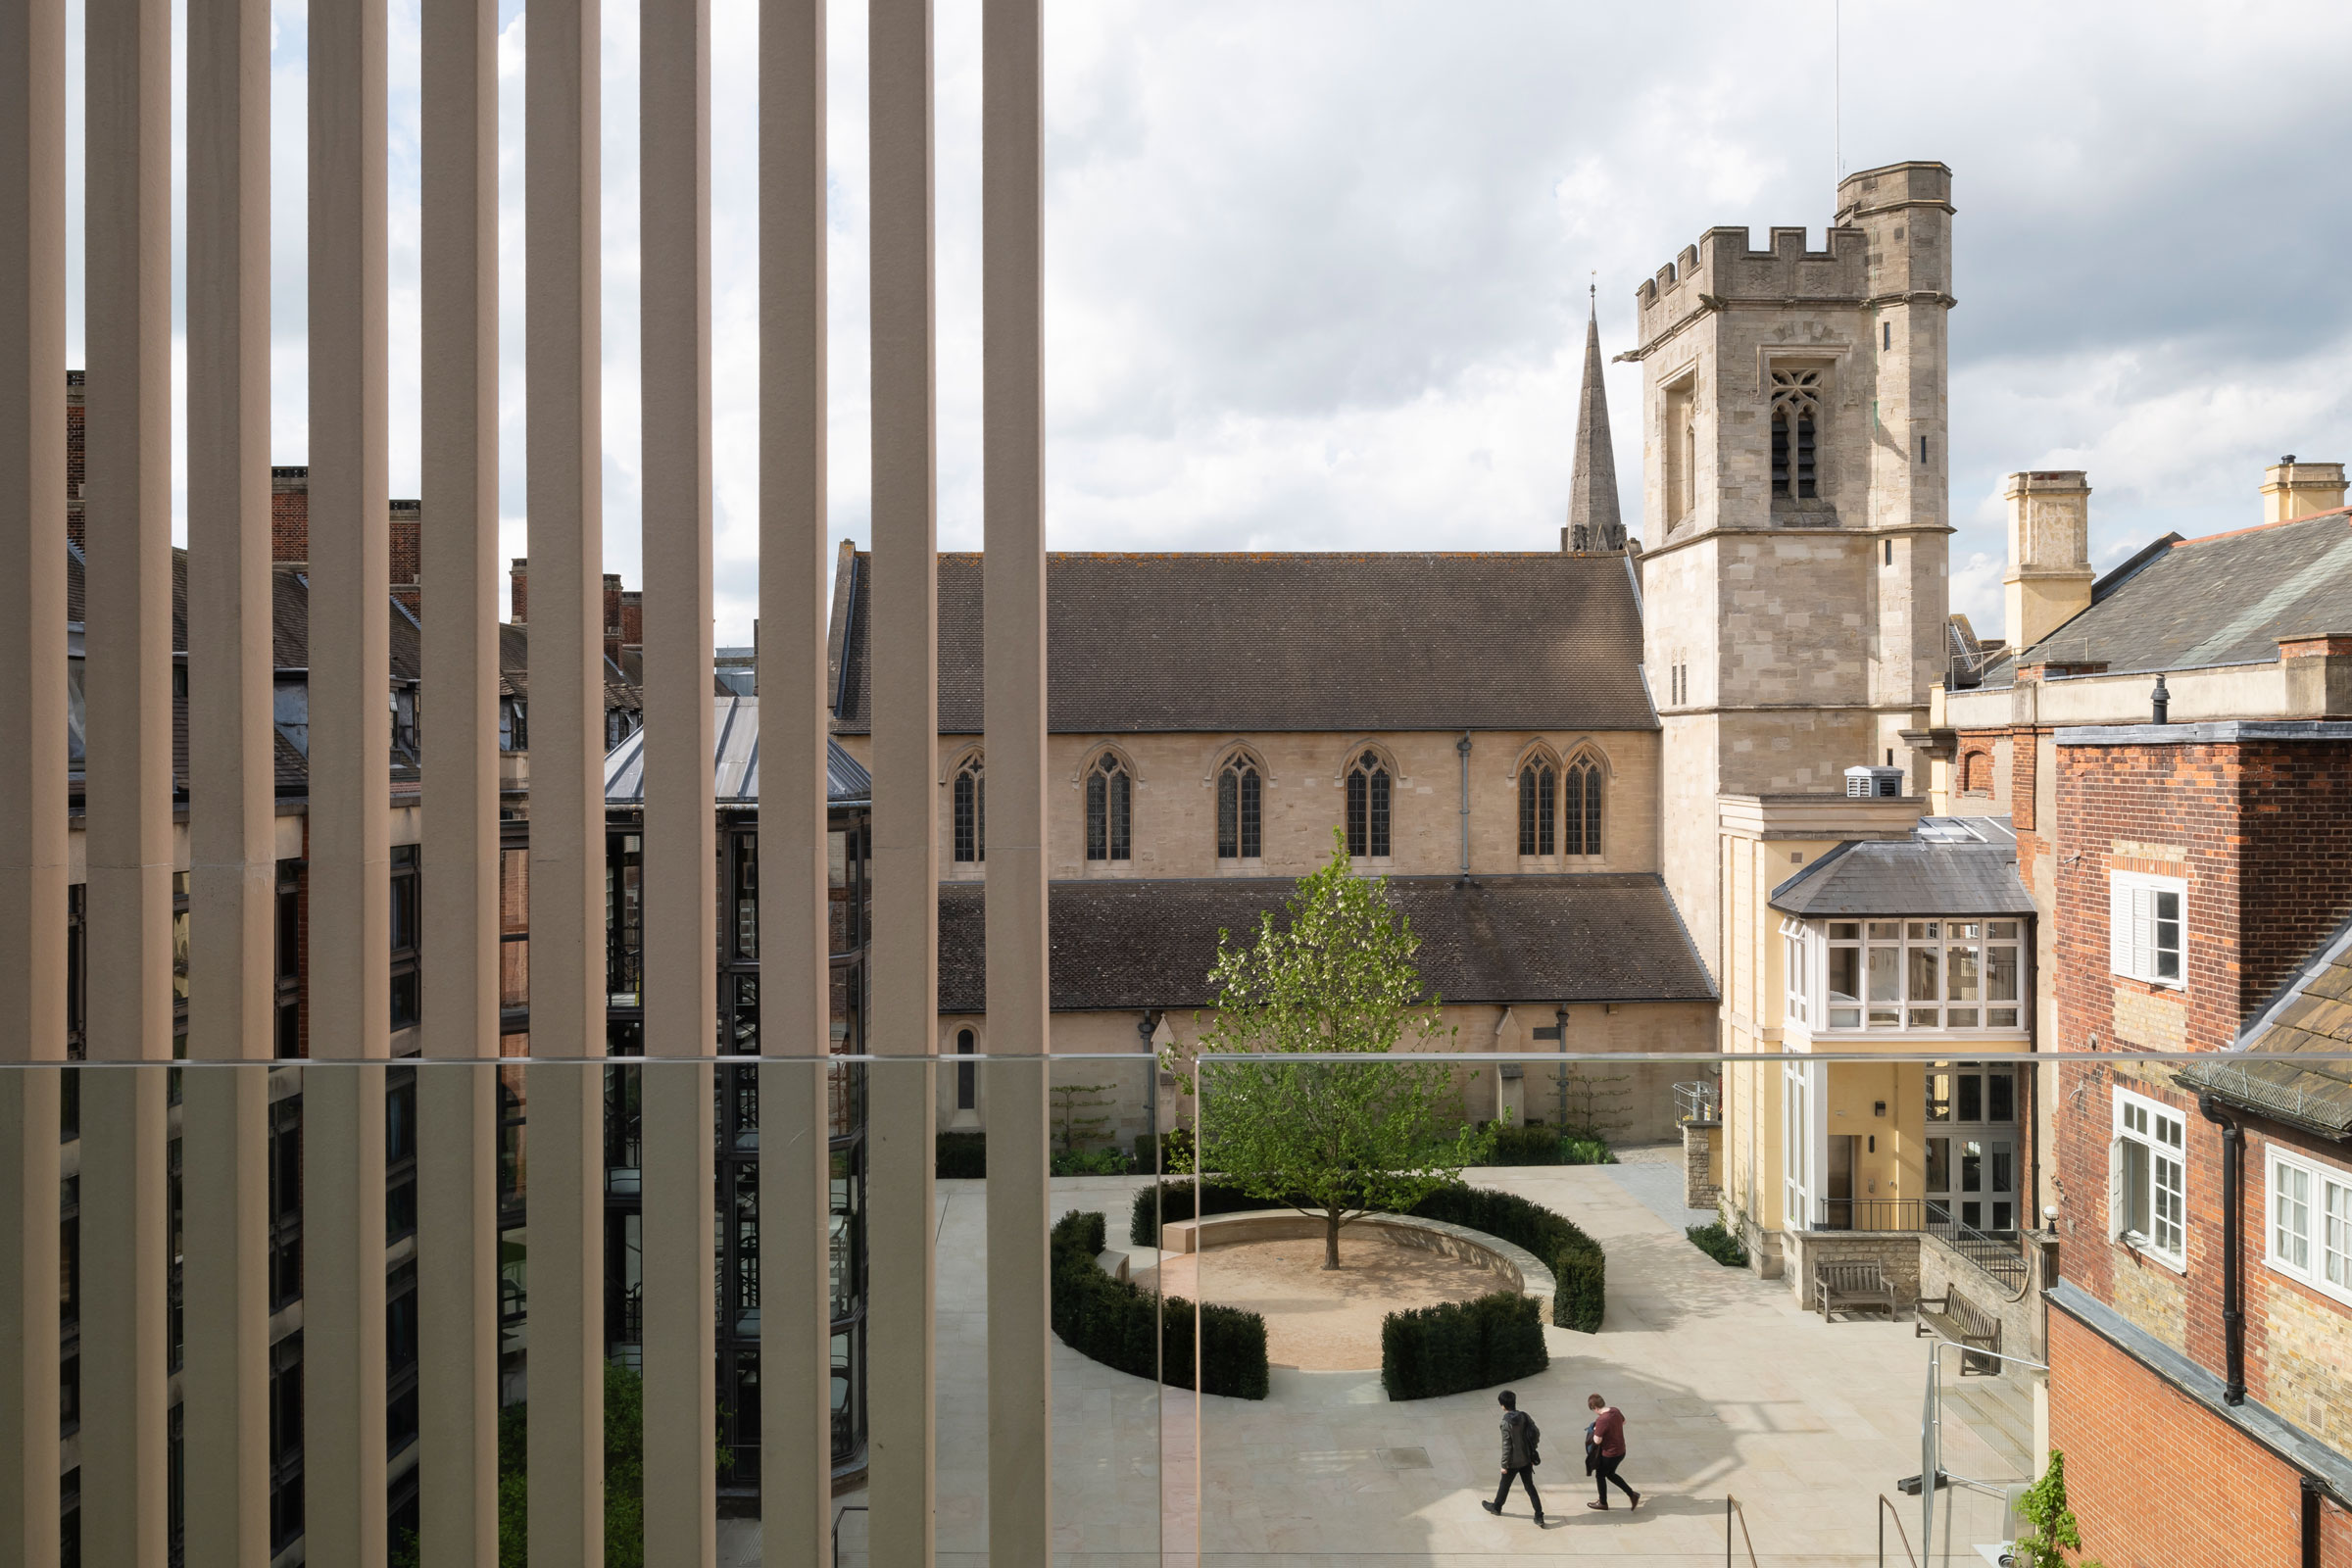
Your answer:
[1325,1208,1343,1269]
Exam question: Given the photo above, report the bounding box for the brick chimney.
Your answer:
[603,572,624,667]
[66,371,84,550]
[619,588,642,649]
[271,466,311,564]
[390,499,420,615]
[510,558,527,625]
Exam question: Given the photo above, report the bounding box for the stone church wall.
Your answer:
[853,727,1664,883]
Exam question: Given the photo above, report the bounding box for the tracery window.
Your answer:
[1563,759,1603,857]
[1769,368,1822,500]
[1345,751,1392,859]
[1216,755,1262,861]
[1517,760,1555,857]
[1085,753,1131,862]
[952,755,985,863]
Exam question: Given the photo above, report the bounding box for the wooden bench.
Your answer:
[1814,1259,1898,1322]
[1916,1287,2002,1374]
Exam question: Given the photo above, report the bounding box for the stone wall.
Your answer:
[1780,1227,1920,1313]
[1683,1119,1721,1209]
[1916,1229,2040,1374]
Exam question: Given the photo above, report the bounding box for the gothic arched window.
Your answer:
[956,1025,977,1110]
[1517,760,1556,857]
[1770,368,1822,501]
[1086,753,1131,862]
[953,755,985,863]
[1217,755,1262,861]
[1564,759,1604,857]
[1345,751,1392,859]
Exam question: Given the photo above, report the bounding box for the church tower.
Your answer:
[1629,160,1955,969]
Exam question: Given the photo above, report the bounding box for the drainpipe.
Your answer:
[2303,1476,2323,1568]
[1455,732,1473,883]
[2197,1093,2245,1404]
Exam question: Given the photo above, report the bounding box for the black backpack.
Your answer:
[1520,1412,1542,1467]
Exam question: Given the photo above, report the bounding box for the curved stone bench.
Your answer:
[1158,1209,1555,1321]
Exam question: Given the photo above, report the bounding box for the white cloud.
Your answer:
[75,0,2352,645]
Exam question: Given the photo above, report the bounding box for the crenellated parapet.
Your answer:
[1634,225,1869,352]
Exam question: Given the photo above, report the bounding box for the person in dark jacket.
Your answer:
[1481,1389,1545,1524]
[1584,1392,1640,1510]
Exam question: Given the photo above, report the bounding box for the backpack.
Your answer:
[1521,1413,1542,1467]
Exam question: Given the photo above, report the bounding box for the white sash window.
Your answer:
[2112,1089,2187,1268]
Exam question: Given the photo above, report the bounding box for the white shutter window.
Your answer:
[2110,871,2187,987]
[2110,877,2132,977]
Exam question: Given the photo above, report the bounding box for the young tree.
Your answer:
[1166,829,1489,1268]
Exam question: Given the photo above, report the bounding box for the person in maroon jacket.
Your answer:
[1584,1392,1641,1511]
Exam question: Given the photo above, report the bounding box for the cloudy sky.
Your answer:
[63,0,2352,644]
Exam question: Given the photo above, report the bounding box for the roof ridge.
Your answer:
[2171,507,2352,549]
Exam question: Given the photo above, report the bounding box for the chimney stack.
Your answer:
[390,499,421,614]
[603,572,623,667]
[2259,457,2346,523]
[510,558,528,624]
[619,588,642,649]
[2002,470,2094,654]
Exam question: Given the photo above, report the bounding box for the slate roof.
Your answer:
[2177,911,2352,1139]
[1768,819,2034,918]
[935,872,1715,1013]
[831,551,1656,736]
[604,695,871,808]
[1982,509,2352,687]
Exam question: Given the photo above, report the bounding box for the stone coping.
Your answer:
[1158,1209,1555,1319]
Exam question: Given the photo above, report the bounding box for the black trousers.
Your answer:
[1492,1465,1543,1517]
[1592,1452,1636,1505]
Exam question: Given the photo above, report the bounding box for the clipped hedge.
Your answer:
[1482,1121,1563,1165]
[1128,1179,1283,1248]
[935,1131,988,1179]
[1406,1186,1607,1334]
[1686,1221,1749,1268]
[1125,1179,1607,1335]
[1381,1290,1549,1400]
[1051,1209,1269,1400]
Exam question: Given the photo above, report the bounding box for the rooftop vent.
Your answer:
[1845,764,1904,799]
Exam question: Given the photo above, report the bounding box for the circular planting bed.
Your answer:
[1138,1211,1555,1372]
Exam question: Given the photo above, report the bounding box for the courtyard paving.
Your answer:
[777,1158,2037,1566]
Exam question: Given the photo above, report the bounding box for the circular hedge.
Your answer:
[1130,1179,1606,1334]
[1050,1209,1269,1399]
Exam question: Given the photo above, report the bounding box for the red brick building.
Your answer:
[2041,723,2352,1568]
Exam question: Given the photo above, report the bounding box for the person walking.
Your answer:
[1481,1389,1545,1525]
[1584,1392,1640,1511]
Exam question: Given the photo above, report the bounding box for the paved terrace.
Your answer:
[753,1155,2035,1566]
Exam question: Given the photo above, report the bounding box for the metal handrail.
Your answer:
[1676,1079,1721,1121]
[1814,1197,1925,1233]
[1725,1494,1760,1567]
[1924,1206,2030,1293]
[1879,1493,1921,1567]
[831,1502,867,1568]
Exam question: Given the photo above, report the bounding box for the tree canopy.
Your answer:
[1166,829,1488,1267]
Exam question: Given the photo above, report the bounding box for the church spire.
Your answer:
[1565,281,1625,552]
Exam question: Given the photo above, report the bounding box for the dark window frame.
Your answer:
[1345,751,1392,859]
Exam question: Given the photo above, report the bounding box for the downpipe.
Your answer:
[1455,732,1473,884]
[2196,1094,2245,1405]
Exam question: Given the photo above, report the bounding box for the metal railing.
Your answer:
[1925,1205,2030,1293]
[1879,1493,1921,1567]
[1676,1079,1722,1122]
[1813,1197,1924,1233]
[1724,1494,1760,1567]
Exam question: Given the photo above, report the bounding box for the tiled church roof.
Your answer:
[936,872,1714,1013]
[831,551,1656,736]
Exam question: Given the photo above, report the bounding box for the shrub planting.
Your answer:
[1128,1178,1287,1248]
[935,1131,987,1179]
[1686,1221,1749,1267]
[1050,1147,1133,1177]
[1380,1290,1549,1400]
[1051,1209,1269,1400]
[1560,1137,1617,1165]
